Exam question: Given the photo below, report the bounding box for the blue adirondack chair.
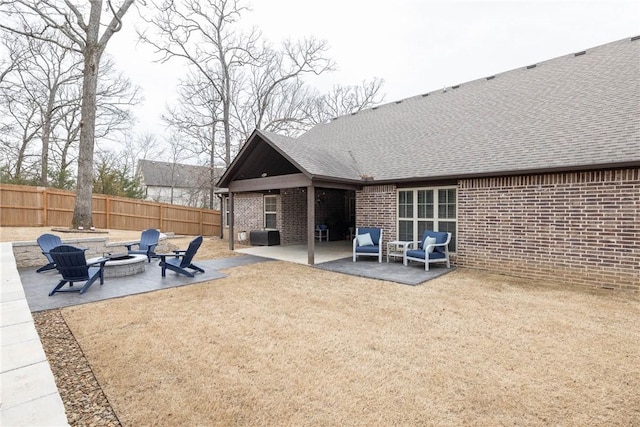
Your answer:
[36,233,63,273]
[47,245,108,296]
[159,236,205,278]
[125,228,160,262]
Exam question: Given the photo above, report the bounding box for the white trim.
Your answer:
[264,195,277,229]
[397,186,457,252]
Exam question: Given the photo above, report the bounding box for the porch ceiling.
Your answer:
[231,138,301,181]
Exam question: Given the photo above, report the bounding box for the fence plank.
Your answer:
[0,184,220,236]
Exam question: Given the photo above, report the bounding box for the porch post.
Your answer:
[228,192,235,250]
[307,185,315,265]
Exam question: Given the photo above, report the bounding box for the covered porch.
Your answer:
[218,129,361,265]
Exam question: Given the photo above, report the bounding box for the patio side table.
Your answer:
[387,240,411,263]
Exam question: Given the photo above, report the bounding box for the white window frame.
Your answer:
[397,186,457,252]
[264,195,277,229]
[223,196,230,228]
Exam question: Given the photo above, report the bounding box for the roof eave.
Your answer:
[364,161,640,185]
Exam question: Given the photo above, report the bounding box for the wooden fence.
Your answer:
[0,184,221,237]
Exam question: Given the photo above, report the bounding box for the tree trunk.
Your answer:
[40,89,57,186]
[209,122,216,209]
[72,44,101,228]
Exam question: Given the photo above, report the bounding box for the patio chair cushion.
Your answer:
[356,233,374,247]
[356,244,380,254]
[422,236,437,253]
[422,231,449,253]
[406,249,447,260]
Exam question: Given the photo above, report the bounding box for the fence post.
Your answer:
[199,209,204,235]
[159,203,163,231]
[42,187,48,226]
[106,196,111,229]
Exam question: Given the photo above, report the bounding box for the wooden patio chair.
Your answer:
[158,236,205,278]
[47,245,108,296]
[36,233,62,273]
[124,228,160,262]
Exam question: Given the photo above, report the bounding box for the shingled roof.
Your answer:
[220,36,640,186]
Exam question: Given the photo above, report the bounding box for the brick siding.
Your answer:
[457,168,640,292]
[229,168,638,293]
[227,188,353,245]
[280,188,307,244]
[226,190,309,245]
[355,185,397,251]
[229,193,265,242]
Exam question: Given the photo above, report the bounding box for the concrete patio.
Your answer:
[235,240,353,264]
[235,240,455,286]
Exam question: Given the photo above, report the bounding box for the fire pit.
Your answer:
[86,253,147,278]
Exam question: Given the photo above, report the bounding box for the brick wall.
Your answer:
[230,193,265,243]
[457,168,640,292]
[280,188,307,244]
[227,188,352,245]
[355,185,397,252]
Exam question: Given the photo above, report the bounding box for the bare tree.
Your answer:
[0,34,44,182]
[140,0,261,167]
[0,0,136,228]
[3,33,83,185]
[164,132,191,204]
[240,38,335,135]
[308,78,386,125]
[162,70,225,165]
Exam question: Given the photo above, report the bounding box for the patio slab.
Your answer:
[235,241,454,285]
[18,254,268,312]
[235,240,353,264]
[315,257,455,285]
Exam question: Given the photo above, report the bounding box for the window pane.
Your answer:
[417,190,433,218]
[417,220,434,238]
[264,196,277,212]
[438,221,457,252]
[398,220,413,241]
[438,189,456,219]
[398,191,413,218]
[264,195,277,228]
[265,213,277,229]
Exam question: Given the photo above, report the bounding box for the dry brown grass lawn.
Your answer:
[4,227,638,425]
[59,257,640,426]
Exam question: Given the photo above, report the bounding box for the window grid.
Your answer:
[397,187,457,252]
[264,195,277,229]
[224,197,230,227]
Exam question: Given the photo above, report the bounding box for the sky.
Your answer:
[106,0,640,137]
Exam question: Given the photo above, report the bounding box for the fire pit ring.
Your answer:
[86,254,147,278]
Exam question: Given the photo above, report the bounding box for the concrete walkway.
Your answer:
[1,243,68,426]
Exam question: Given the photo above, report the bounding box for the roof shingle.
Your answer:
[265,37,640,182]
